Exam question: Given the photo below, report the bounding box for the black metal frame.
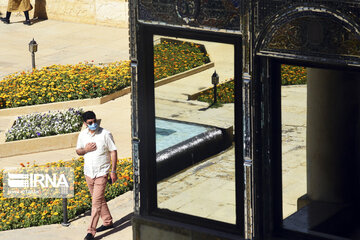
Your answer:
[253,55,360,240]
[136,23,244,236]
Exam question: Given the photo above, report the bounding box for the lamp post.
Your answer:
[61,198,70,227]
[28,38,38,69]
[61,186,70,227]
[212,70,219,105]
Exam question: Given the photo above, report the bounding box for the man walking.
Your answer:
[76,111,118,240]
[0,0,33,25]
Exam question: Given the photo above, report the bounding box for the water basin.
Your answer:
[156,118,210,152]
[155,118,233,181]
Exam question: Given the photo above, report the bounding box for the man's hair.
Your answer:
[82,111,96,122]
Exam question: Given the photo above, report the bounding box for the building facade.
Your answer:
[130,1,360,240]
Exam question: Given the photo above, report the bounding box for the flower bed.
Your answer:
[0,157,133,231]
[197,79,235,104]
[154,40,210,81]
[0,40,211,110]
[5,108,84,142]
[281,64,307,85]
[0,61,131,109]
[197,65,307,104]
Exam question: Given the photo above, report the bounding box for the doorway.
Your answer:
[274,63,360,239]
[255,58,360,239]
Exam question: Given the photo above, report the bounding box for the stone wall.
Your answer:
[0,0,128,27]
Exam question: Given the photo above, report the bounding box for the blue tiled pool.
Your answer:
[156,118,210,152]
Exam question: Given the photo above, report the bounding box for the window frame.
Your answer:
[254,56,360,240]
[136,23,244,235]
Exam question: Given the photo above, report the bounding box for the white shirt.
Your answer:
[76,127,117,178]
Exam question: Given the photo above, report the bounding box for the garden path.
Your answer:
[0,15,129,80]
[0,15,133,240]
[0,191,133,240]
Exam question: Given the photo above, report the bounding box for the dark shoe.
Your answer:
[23,20,31,25]
[84,233,94,240]
[96,224,114,232]
[0,17,10,24]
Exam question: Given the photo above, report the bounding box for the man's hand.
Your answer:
[110,172,117,184]
[109,150,118,184]
[76,143,97,156]
[84,142,97,153]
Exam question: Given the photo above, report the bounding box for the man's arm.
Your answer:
[76,148,86,156]
[110,150,118,183]
[76,142,97,156]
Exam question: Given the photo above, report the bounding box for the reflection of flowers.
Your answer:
[197,79,234,104]
[281,65,307,85]
[154,40,210,81]
[197,65,307,103]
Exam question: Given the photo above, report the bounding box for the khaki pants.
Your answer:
[85,175,113,236]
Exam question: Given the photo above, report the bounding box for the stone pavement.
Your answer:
[157,145,236,224]
[0,15,129,80]
[281,85,307,218]
[0,191,133,240]
[0,17,307,238]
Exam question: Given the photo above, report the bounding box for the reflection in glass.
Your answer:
[281,64,307,219]
[281,66,360,239]
[154,35,236,224]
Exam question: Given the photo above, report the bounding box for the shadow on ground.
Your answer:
[95,213,133,239]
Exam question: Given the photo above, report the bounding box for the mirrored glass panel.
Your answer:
[281,64,307,219]
[154,35,236,224]
[281,65,360,239]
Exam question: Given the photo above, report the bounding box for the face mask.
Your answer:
[87,122,98,131]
